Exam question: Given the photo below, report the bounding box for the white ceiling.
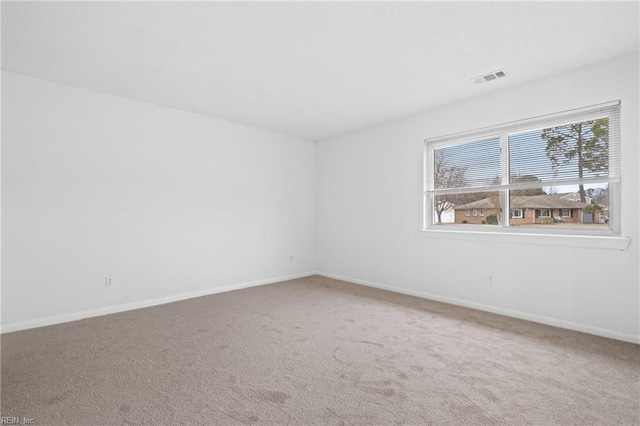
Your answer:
[2,2,638,140]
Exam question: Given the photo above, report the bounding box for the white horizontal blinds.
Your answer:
[426,101,620,195]
[508,102,620,188]
[433,137,501,190]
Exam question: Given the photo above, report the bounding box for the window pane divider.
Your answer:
[425,176,618,195]
[500,134,510,227]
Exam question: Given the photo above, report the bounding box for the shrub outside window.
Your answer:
[425,102,620,236]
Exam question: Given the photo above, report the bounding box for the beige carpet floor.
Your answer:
[1,275,639,425]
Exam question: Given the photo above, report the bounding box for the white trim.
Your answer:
[0,272,316,334]
[511,208,524,219]
[426,177,619,196]
[422,228,630,250]
[5,270,637,345]
[317,272,639,345]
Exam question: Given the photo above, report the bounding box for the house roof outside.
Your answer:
[453,198,497,210]
[454,195,587,210]
[558,192,593,203]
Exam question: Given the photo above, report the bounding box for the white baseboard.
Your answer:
[1,272,316,334]
[317,272,640,345]
[6,271,637,345]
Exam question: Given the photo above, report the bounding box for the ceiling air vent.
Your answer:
[473,69,508,84]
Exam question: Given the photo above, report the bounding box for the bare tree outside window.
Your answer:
[542,118,609,202]
[433,150,465,225]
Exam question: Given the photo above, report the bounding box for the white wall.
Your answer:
[2,71,317,331]
[4,54,639,342]
[317,53,640,343]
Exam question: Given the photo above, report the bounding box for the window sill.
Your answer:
[422,227,630,251]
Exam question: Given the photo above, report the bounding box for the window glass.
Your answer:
[425,102,619,235]
[433,138,501,190]
[509,119,609,184]
[432,192,503,225]
[509,184,609,229]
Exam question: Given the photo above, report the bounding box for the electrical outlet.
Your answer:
[105,275,113,287]
[487,275,495,286]
[290,255,294,262]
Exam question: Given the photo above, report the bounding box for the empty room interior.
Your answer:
[2,1,640,425]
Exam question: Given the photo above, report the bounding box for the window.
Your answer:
[538,209,551,218]
[425,101,620,236]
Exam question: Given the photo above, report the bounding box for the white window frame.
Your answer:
[511,209,523,219]
[479,209,485,217]
[422,101,629,250]
[465,210,470,217]
[561,209,571,218]
[472,209,478,217]
[539,209,551,218]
